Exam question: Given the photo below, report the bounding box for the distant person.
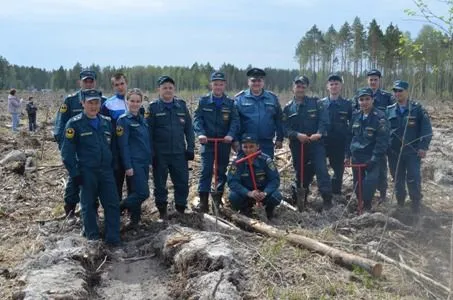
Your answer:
[8,89,22,133]
[146,76,195,219]
[234,68,283,158]
[193,71,239,212]
[26,96,38,132]
[60,89,120,246]
[227,133,282,219]
[386,80,432,215]
[116,88,152,228]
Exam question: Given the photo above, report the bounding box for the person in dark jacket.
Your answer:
[26,96,38,132]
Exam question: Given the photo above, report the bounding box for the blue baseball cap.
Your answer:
[294,75,310,86]
[246,68,266,78]
[367,69,381,77]
[210,71,226,82]
[327,73,342,82]
[392,80,409,91]
[356,87,373,97]
[80,70,96,81]
[82,89,102,101]
[241,133,258,144]
[157,75,175,86]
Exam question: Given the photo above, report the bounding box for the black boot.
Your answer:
[211,192,223,212]
[157,204,167,219]
[322,193,333,210]
[175,204,186,214]
[265,205,275,220]
[196,192,209,213]
[64,203,76,218]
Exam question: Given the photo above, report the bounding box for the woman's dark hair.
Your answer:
[9,89,16,95]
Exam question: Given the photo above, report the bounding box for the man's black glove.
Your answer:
[73,175,83,186]
[365,160,376,170]
[185,151,195,161]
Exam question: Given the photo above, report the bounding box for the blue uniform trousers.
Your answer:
[123,163,150,223]
[152,153,188,207]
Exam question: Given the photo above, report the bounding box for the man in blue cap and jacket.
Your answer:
[386,80,432,214]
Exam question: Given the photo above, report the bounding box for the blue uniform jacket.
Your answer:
[320,96,353,142]
[61,113,114,178]
[354,89,394,112]
[54,91,83,146]
[234,89,284,143]
[146,98,195,155]
[282,96,328,146]
[193,93,240,151]
[386,100,432,154]
[347,107,389,161]
[227,152,280,197]
[116,112,152,169]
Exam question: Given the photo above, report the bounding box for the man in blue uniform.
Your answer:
[54,70,103,217]
[355,69,394,201]
[346,87,389,211]
[234,68,283,158]
[386,80,432,214]
[116,88,151,227]
[193,71,240,212]
[147,76,195,219]
[61,89,120,245]
[101,73,131,200]
[227,134,282,219]
[283,75,333,209]
[321,74,353,197]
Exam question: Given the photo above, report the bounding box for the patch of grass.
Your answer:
[352,265,378,290]
[260,238,286,263]
[52,202,65,216]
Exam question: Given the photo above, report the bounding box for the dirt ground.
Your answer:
[0,91,452,299]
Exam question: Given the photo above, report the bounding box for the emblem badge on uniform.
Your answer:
[144,111,150,118]
[60,104,68,113]
[65,128,75,139]
[116,126,124,137]
[229,164,237,175]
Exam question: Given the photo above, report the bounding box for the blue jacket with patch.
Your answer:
[116,112,152,169]
[282,96,328,147]
[386,100,432,154]
[227,152,280,197]
[61,113,114,178]
[347,107,389,162]
[234,89,284,143]
[320,96,353,142]
[193,93,240,152]
[146,98,195,155]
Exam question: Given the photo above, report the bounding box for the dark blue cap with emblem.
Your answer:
[246,68,266,78]
[392,80,409,91]
[157,75,175,86]
[327,73,342,82]
[356,87,373,97]
[241,133,258,144]
[82,89,102,102]
[294,75,310,86]
[80,70,96,80]
[367,69,381,77]
[210,71,226,82]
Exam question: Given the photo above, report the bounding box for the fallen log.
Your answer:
[221,207,383,277]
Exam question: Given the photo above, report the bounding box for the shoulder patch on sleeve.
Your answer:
[229,164,237,175]
[116,125,124,137]
[266,158,276,171]
[65,127,75,139]
[59,103,68,113]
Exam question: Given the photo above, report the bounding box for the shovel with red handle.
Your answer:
[345,162,367,215]
[235,150,262,207]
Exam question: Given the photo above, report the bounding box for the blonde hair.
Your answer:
[127,88,143,101]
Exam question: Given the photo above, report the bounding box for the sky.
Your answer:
[0,0,448,70]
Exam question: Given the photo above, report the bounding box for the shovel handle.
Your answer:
[206,137,225,192]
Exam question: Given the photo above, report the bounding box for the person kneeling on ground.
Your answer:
[227,134,282,219]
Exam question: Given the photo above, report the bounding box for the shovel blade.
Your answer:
[296,188,306,212]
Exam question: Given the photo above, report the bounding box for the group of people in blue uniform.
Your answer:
[54,68,433,245]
